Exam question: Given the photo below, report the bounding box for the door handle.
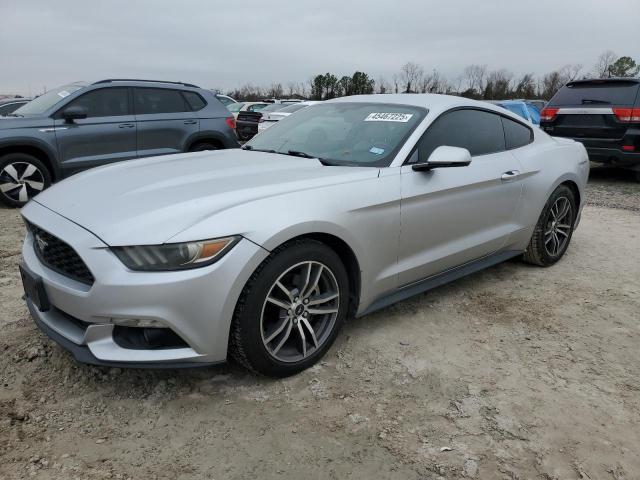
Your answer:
[184,120,198,125]
[118,123,135,129]
[501,170,520,182]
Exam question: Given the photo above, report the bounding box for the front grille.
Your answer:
[27,222,95,286]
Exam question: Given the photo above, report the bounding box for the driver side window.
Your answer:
[415,108,506,162]
[62,88,129,118]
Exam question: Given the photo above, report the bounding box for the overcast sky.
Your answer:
[1,0,638,96]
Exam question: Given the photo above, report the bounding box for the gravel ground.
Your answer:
[1,168,639,480]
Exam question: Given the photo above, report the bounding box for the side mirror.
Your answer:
[412,146,472,171]
[61,105,88,122]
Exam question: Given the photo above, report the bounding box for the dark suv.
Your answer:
[0,79,239,207]
[540,78,640,179]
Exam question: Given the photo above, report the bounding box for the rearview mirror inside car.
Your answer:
[62,105,88,122]
[412,146,472,171]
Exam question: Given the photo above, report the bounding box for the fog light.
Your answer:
[106,318,164,328]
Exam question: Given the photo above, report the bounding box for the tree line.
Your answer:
[225,51,639,102]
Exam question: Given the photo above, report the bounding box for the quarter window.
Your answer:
[134,88,190,115]
[502,117,533,149]
[416,109,506,161]
[62,88,129,118]
[183,91,206,111]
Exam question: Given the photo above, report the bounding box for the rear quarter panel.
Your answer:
[509,131,589,249]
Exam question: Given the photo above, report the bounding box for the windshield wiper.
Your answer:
[285,150,315,159]
[241,145,277,153]
[6,113,23,117]
[282,150,339,166]
[581,98,610,105]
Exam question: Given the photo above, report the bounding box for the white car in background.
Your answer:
[215,94,238,107]
[258,101,321,132]
[227,101,270,119]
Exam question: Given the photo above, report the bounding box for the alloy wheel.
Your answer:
[0,162,45,203]
[260,261,340,363]
[544,196,572,257]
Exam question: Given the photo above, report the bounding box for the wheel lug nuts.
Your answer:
[303,299,309,304]
[294,297,299,302]
[303,312,308,317]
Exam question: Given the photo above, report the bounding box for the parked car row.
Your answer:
[3,76,638,210]
[257,101,321,133]
[235,99,304,140]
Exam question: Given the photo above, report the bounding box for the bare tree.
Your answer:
[420,69,449,94]
[376,76,389,94]
[462,64,487,94]
[392,74,401,94]
[267,82,284,98]
[400,62,424,93]
[594,50,617,77]
[559,64,583,82]
[484,69,513,99]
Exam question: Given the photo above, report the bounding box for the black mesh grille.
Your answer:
[27,222,95,286]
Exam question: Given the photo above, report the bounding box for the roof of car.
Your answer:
[328,93,509,113]
[92,79,200,89]
[567,78,640,86]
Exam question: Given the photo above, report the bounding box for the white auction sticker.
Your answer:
[364,112,413,122]
[57,90,70,98]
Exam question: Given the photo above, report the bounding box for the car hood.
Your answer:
[0,115,52,131]
[33,149,380,246]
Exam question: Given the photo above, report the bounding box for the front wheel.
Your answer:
[0,153,51,208]
[188,142,219,152]
[229,240,350,377]
[523,184,577,267]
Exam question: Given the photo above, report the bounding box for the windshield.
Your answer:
[14,84,85,115]
[260,103,287,113]
[246,102,427,167]
[550,81,640,107]
[278,103,308,114]
[227,102,245,113]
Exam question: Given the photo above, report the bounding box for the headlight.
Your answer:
[111,236,240,271]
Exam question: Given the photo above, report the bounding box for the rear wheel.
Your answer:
[0,153,51,208]
[523,184,576,267]
[229,240,349,377]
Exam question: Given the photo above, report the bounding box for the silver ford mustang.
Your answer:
[19,94,589,376]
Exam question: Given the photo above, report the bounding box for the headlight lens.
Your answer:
[111,236,240,271]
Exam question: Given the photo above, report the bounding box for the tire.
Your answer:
[188,142,219,152]
[0,153,52,208]
[229,239,350,377]
[523,184,577,267]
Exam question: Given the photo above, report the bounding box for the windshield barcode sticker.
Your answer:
[364,112,413,122]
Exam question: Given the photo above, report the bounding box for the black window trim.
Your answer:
[132,86,194,115]
[52,86,133,119]
[404,105,534,165]
[180,90,208,112]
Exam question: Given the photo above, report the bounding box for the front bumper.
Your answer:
[20,201,269,367]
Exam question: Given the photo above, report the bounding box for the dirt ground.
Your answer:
[1,166,639,480]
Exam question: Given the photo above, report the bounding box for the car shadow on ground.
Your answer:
[589,165,638,184]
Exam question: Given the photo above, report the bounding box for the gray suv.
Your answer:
[0,79,240,207]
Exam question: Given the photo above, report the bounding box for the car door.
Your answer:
[53,87,137,176]
[398,108,523,286]
[133,87,199,158]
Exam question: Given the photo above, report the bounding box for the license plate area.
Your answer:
[20,264,50,312]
